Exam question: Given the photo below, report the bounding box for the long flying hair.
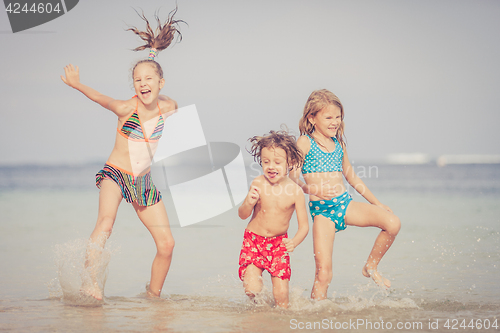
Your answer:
[298,89,346,148]
[127,7,185,78]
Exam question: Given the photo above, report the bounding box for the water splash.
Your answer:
[53,238,115,306]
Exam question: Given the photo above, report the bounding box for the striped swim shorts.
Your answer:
[95,163,162,207]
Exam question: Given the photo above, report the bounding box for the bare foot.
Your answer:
[362,265,391,290]
[146,285,162,299]
[146,291,160,299]
[81,281,103,300]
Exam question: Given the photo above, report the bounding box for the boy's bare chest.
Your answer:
[258,191,294,211]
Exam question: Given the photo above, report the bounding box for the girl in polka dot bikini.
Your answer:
[290,89,401,299]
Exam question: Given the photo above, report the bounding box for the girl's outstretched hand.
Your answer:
[61,64,80,88]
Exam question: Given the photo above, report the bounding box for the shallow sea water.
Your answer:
[0,164,499,332]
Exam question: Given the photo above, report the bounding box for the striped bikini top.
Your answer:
[118,97,164,142]
[302,134,343,174]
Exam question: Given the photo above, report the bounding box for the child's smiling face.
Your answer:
[133,63,165,105]
[309,104,342,138]
[260,146,288,185]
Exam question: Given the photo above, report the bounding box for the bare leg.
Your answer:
[345,201,401,289]
[311,215,336,300]
[242,264,264,300]
[271,276,289,308]
[83,179,123,300]
[133,199,174,298]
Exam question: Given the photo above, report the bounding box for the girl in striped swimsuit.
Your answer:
[290,89,401,300]
[61,10,183,300]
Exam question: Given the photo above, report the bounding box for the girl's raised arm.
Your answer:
[61,64,131,117]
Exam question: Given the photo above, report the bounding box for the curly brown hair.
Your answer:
[248,129,304,171]
[127,7,185,79]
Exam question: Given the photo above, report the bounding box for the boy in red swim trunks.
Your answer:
[238,130,309,308]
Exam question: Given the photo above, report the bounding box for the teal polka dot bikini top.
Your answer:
[302,134,343,174]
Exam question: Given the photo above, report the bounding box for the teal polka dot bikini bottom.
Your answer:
[309,191,353,232]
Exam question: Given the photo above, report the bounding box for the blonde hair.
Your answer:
[298,89,346,148]
[127,8,185,78]
[248,129,304,171]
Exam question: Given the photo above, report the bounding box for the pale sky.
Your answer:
[1,0,499,165]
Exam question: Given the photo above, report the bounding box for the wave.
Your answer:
[437,155,500,166]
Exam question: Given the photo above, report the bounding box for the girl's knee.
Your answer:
[316,265,333,284]
[157,238,175,257]
[386,215,401,236]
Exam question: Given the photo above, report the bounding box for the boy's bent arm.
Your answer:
[290,136,336,199]
[289,167,319,196]
[238,200,254,220]
[290,190,309,247]
[289,168,307,192]
[238,183,260,220]
[289,167,335,200]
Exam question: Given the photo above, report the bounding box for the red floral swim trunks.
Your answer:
[238,229,291,281]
